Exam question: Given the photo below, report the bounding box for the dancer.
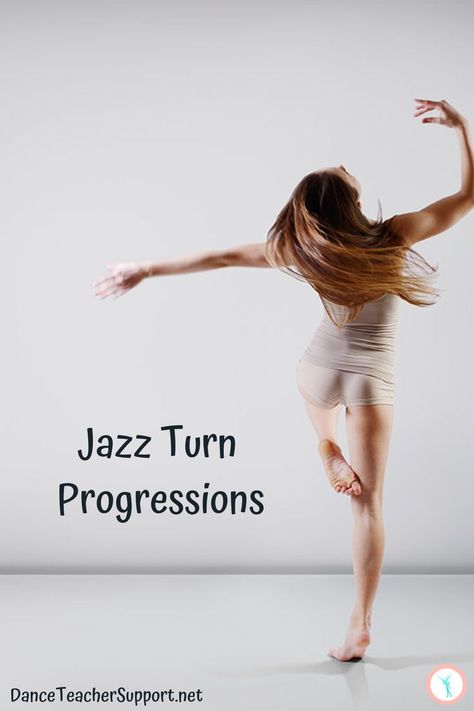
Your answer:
[437,674,453,699]
[94,98,474,661]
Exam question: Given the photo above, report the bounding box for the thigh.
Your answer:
[302,399,342,442]
[344,405,393,499]
[296,360,343,440]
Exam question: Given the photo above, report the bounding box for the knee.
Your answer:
[352,489,383,516]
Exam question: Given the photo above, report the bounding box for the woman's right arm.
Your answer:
[390,99,474,247]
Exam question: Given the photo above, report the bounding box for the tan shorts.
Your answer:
[296,358,394,409]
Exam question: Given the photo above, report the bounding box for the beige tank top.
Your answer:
[302,293,400,383]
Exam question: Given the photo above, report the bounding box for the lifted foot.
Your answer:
[318,439,362,496]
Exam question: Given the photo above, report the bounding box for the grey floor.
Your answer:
[0,575,472,710]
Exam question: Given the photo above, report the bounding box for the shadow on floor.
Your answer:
[215,650,474,708]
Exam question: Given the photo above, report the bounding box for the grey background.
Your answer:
[1,0,473,573]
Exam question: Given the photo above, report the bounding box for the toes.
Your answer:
[336,479,362,496]
[351,478,362,495]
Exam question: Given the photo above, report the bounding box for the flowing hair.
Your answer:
[264,169,441,327]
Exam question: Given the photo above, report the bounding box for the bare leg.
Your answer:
[302,400,362,495]
[302,399,341,442]
[327,403,393,660]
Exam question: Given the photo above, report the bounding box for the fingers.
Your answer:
[92,268,121,289]
[96,285,126,300]
[93,262,135,284]
[93,275,120,289]
[95,286,120,299]
[93,262,140,299]
[414,98,446,125]
[93,279,124,297]
[414,106,433,117]
[414,98,441,106]
[94,273,127,299]
[414,98,439,117]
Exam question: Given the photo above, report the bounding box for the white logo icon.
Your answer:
[427,665,467,704]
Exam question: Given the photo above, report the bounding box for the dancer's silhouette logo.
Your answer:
[438,673,453,699]
[427,665,467,704]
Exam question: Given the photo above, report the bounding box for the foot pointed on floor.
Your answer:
[318,439,362,495]
[328,620,371,661]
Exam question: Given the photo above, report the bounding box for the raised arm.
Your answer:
[389,99,474,248]
[94,243,272,300]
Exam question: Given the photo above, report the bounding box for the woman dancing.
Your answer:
[94,98,474,661]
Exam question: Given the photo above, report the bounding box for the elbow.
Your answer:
[207,251,235,269]
[220,250,240,268]
[220,249,254,268]
[219,245,273,269]
[460,189,474,206]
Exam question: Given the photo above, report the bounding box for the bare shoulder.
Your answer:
[384,191,474,247]
[369,215,408,245]
[384,214,412,246]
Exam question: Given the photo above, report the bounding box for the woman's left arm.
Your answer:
[94,242,273,299]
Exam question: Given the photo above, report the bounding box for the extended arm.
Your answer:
[94,242,273,300]
[142,242,272,277]
[390,100,474,247]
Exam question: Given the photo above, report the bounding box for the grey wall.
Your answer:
[1,0,473,572]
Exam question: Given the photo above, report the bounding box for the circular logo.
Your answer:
[427,665,467,704]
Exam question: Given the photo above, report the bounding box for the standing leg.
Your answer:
[302,400,362,495]
[328,403,393,661]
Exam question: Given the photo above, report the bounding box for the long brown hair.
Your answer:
[264,169,440,326]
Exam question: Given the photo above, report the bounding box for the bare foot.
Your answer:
[328,621,371,661]
[318,439,362,495]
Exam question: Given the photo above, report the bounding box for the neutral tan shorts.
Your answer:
[296,358,394,409]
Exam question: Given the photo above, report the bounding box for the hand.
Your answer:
[93,262,148,300]
[414,98,466,129]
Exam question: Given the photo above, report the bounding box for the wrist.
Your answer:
[139,262,155,278]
